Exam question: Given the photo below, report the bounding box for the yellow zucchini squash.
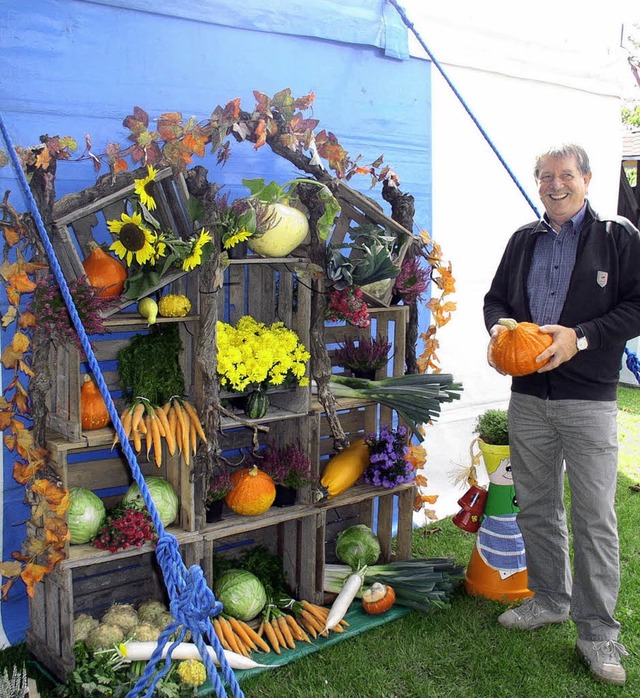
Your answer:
[318,439,370,500]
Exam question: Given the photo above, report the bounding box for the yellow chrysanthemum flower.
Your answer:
[107,211,156,265]
[133,165,158,211]
[182,228,213,272]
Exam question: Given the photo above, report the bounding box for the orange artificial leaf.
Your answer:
[9,272,37,293]
[30,498,49,521]
[18,359,36,379]
[18,310,36,329]
[415,473,429,488]
[1,345,21,370]
[424,508,439,521]
[113,157,128,173]
[0,410,12,431]
[406,444,427,469]
[3,226,21,248]
[253,119,267,150]
[11,330,30,354]
[21,562,49,598]
[0,560,23,579]
[6,285,21,306]
[1,305,17,328]
[421,494,439,504]
[182,132,207,157]
[13,459,39,484]
[31,479,67,507]
[49,488,70,515]
[419,229,432,246]
[223,98,241,121]
[45,516,69,541]
[293,91,315,111]
[253,91,272,115]
[1,579,16,600]
[35,147,51,170]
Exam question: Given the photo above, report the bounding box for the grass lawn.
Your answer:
[3,387,640,697]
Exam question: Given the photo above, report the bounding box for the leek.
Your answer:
[323,557,465,613]
[329,374,463,438]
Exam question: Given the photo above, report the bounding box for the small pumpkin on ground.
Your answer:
[362,582,396,615]
[80,375,110,430]
[225,465,276,516]
[82,241,127,298]
[491,317,553,376]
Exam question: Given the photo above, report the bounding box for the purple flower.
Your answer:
[363,424,415,489]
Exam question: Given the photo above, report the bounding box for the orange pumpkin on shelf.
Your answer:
[225,465,276,516]
[492,318,553,377]
[80,375,110,430]
[82,241,127,298]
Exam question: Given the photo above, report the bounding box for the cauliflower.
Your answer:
[101,604,139,635]
[158,294,191,318]
[130,622,160,642]
[73,613,99,643]
[177,659,207,687]
[137,599,168,624]
[84,623,124,651]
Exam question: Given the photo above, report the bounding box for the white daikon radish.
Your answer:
[117,641,274,670]
[323,571,363,631]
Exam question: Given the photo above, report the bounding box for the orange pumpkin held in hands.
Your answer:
[82,241,127,298]
[225,465,276,516]
[80,375,110,430]
[492,318,553,377]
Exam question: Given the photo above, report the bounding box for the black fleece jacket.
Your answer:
[483,202,640,401]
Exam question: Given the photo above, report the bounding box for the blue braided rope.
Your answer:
[0,112,244,698]
[625,347,640,384]
[387,0,541,217]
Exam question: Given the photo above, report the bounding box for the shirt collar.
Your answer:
[542,200,588,235]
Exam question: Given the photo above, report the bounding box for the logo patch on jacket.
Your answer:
[597,271,608,287]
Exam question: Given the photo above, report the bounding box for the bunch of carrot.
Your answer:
[113,397,206,467]
[211,615,270,657]
[257,600,349,654]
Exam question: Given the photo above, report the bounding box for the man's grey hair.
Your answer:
[534,144,591,179]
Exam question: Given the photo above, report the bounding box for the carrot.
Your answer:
[270,619,286,649]
[219,617,244,656]
[148,405,165,437]
[112,406,133,447]
[144,414,153,458]
[170,405,180,453]
[190,418,197,457]
[277,615,296,649]
[182,400,207,442]
[131,402,146,433]
[262,619,281,654]
[212,618,230,651]
[227,617,256,652]
[300,611,321,638]
[238,620,270,653]
[285,614,311,643]
[149,413,162,467]
[302,601,328,624]
[155,406,175,456]
[161,401,171,416]
[173,401,190,466]
[132,425,142,453]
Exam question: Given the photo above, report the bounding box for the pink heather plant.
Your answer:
[334,334,392,373]
[29,274,118,347]
[255,442,315,489]
[393,256,431,304]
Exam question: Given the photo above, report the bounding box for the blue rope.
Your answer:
[0,113,244,698]
[625,347,640,384]
[387,0,541,217]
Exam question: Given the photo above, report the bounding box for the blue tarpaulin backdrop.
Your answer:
[0,0,432,644]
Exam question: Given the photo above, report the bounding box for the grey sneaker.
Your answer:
[576,639,628,686]
[498,599,569,630]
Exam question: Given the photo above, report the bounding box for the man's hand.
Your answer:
[535,325,578,372]
[487,323,507,374]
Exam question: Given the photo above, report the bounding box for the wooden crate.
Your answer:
[324,305,408,381]
[46,308,199,441]
[47,430,197,548]
[202,511,326,605]
[218,259,312,418]
[50,167,193,312]
[329,181,414,307]
[26,541,203,682]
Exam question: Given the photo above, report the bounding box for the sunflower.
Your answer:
[182,228,213,272]
[107,212,156,265]
[222,228,252,250]
[133,165,158,211]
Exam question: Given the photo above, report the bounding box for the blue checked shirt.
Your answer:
[527,203,587,325]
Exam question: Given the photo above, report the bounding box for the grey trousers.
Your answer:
[508,392,620,641]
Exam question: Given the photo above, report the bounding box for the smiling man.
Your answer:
[483,144,640,685]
